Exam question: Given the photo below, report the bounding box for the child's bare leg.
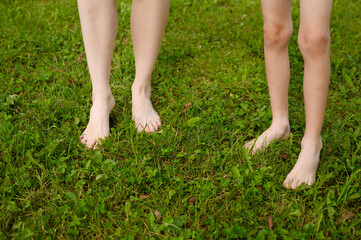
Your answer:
[78,0,117,148]
[244,0,292,155]
[284,0,332,189]
[131,0,169,133]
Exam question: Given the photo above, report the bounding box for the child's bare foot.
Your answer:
[243,123,290,155]
[80,92,115,149]
[283,137,322,189]
[131,83,161,133]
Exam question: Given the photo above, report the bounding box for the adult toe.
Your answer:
[151,121,159,132]
[145,124,154,133]
[291,179,300,189]
[80,136,88,144]
[155,119,161,129]
[283,178,292,189]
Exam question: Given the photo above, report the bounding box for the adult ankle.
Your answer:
[92,90,113,102]
[301,136,323,151]
[270,120,290,133]
[131,81,151,95]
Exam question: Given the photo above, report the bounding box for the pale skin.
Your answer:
[243,0,333,189]
[78,0,169,148]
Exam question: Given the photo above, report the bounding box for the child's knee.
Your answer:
[298,31,330,57]
[263,22,293,48]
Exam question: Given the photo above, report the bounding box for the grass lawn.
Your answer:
[1,0,360,239]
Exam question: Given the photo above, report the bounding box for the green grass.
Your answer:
[1,0,360,239]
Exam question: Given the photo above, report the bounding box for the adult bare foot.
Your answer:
[131,83,161,133]
[283,137,322,189]
[243,123,290,155]
[80,92,115,148]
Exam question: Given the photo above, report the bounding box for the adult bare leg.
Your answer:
[78,0,117,148]
[244,0,292,154]
[284,0,332,189]
[131,0,169,133]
